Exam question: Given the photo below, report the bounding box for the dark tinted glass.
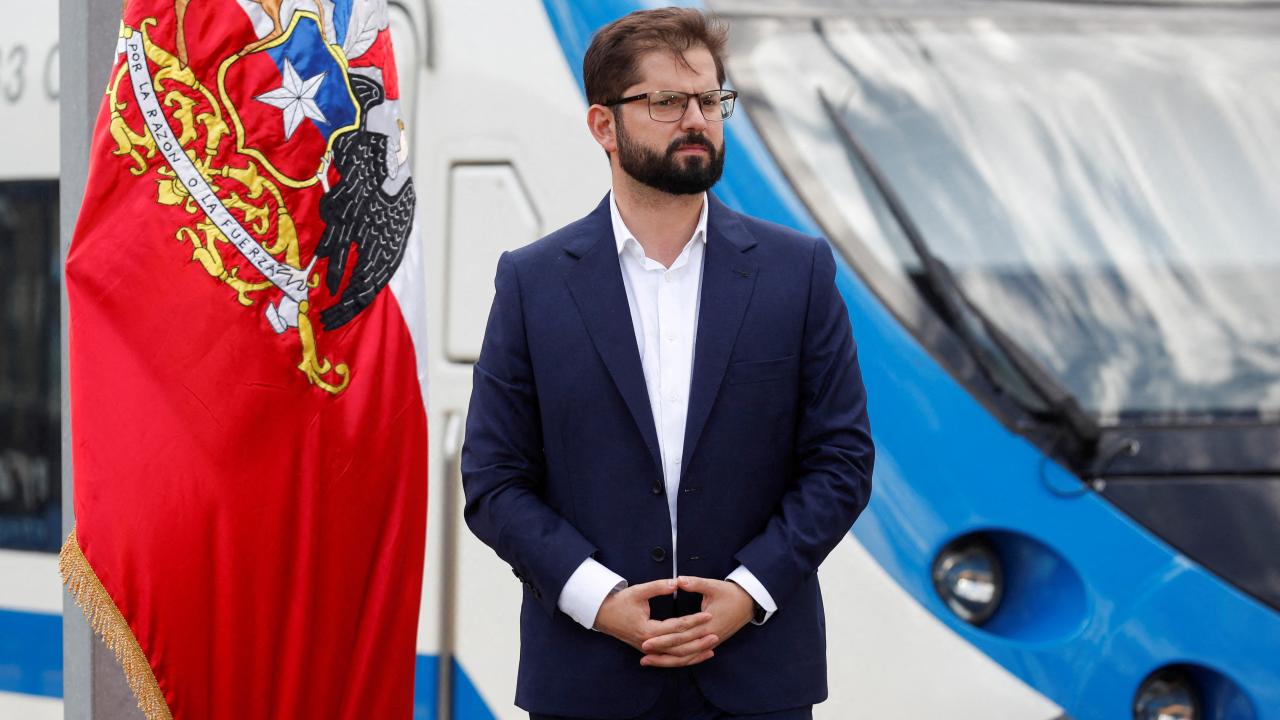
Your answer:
[0,180,60,552]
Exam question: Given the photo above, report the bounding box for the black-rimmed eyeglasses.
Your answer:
[605,89,738,123]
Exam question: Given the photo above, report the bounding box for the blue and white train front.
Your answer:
[547,1,1280,719]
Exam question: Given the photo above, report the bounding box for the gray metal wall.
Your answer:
[60,0,147,716]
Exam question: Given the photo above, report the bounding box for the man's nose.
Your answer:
[678,96,710,132]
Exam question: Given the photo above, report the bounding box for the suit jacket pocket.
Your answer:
[726,355,798,385]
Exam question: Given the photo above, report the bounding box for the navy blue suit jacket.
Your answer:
[461,194,874,717]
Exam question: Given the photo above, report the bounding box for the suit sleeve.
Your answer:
[732,238,875,609]
[461,252,599,617]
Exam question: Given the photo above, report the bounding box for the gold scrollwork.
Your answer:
[297,302,351,394]
[111,19,350,395]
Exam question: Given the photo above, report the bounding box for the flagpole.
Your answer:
[61,0,146,716]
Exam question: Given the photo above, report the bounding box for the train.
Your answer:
[2,1,1277,718]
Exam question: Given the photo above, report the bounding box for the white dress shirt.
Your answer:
[556,191,778,630]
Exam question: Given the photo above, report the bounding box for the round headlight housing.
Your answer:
[931,536,1003,625]
[1134,668,1200,720]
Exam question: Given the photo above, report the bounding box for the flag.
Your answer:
[61,0,428,716]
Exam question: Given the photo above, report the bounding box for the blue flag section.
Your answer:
[220,11,361,187]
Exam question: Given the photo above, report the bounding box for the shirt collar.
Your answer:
[610,190,709,257]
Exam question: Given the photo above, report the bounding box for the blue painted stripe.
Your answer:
[0,611,500,719]
[452,657,498,720]
[413,653,438,720]
[417,653,501,712]
[0,609,61,698]
[411,655,498,720]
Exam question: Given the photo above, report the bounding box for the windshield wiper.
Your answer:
[815,87,1100,468]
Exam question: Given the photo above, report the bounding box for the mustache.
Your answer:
[666,134,715,155]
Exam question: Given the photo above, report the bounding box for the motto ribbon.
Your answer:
[119,27,314,334]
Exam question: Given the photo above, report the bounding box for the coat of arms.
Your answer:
[108,0,416,394]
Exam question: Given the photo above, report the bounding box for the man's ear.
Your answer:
[587,104,618,155]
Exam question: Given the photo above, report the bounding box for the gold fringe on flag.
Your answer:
[60,529,174,720]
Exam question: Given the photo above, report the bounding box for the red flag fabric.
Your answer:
[62,2,428,717]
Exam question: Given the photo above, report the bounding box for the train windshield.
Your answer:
[728,7,1280,423]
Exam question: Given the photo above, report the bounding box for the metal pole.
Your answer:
[60,0,147,716]
[437,411,465,720]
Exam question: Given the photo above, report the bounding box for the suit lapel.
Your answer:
[681,196,758,480]
[563,196,663,474]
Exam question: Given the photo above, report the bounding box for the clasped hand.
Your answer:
[592,575,754,668]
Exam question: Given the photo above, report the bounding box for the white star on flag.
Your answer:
[254,59,329,141]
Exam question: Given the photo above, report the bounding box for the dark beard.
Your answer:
[615,114,725,195]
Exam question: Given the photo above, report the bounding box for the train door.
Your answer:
[396,1,608,716]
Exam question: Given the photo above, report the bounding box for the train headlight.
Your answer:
[1134,669,1199,720]
[931,537,1002,625]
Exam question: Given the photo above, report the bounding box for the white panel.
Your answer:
[452,508,525,720]
[0,691,62,720]
[0,549,61,614]
[0,1,59,180]
[817,533,1063,719]
[445,164,540,363]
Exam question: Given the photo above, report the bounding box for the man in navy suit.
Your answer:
[461,8,874,719]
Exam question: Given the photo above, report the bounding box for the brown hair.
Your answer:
[582,8,729,108]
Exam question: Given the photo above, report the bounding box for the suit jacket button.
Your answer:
[650,546,666,562]
[651,483,663,495]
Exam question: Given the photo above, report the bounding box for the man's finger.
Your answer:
[643,611,712,638]
[640,614,715,651]
[645,632,718,657]
[641,649,714,668]
[642,624,717,653]
[676,575,711,593]
[627,578,678,600]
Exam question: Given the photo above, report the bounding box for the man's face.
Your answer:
[613,46,725,195]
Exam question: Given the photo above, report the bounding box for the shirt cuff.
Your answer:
[727,565,778,625]
[558,557,627,630]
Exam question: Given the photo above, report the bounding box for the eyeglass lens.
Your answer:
[648,91,735,122]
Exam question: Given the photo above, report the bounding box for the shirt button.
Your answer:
[651,546,667,562]
[664,275,673,283]
[674,457,681,465]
